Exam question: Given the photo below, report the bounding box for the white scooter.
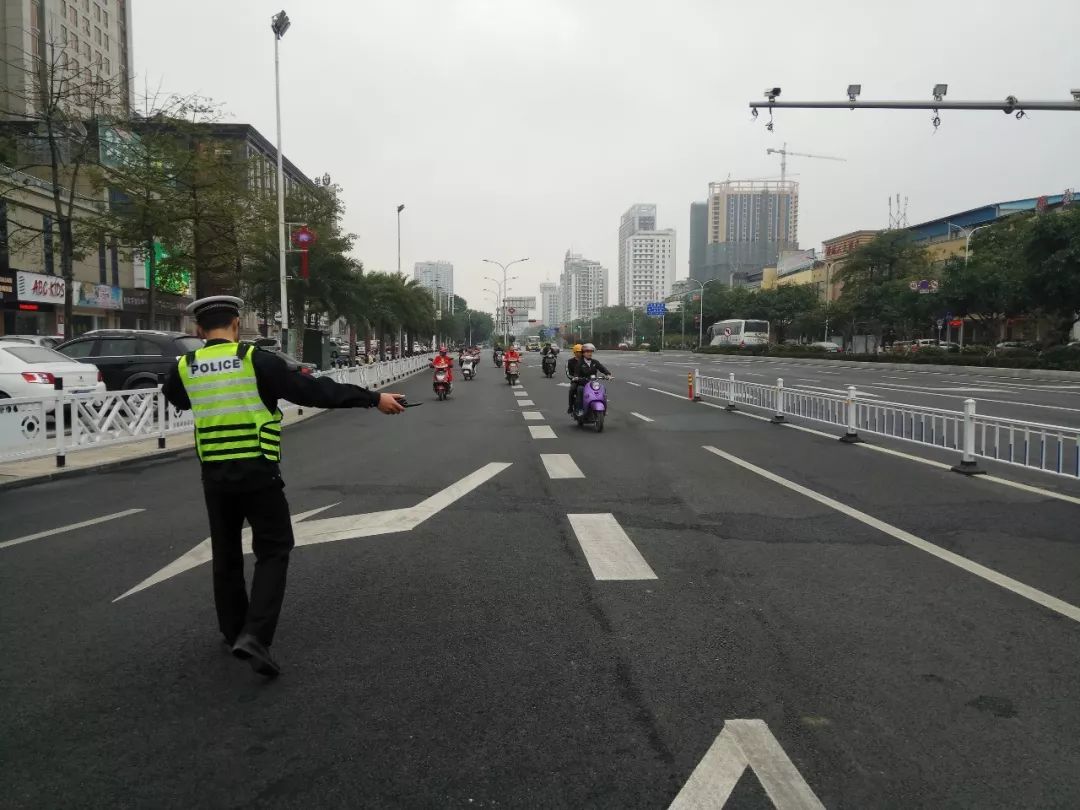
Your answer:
[461,355,478,381]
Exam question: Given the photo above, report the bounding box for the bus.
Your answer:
[707,319,770,347]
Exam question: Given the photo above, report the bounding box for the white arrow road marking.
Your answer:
[703,445,1080,624]
[567,514,657,580]
[541,454,584,479]
[522,411,545,421]
[115,463,512,601]
[529,426,557,439]
[630,412,654,422]
[0,508,145,552]
[669,719,824,809]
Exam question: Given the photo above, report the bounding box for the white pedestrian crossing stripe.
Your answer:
[541,454,584,479]
[567,514,656,580]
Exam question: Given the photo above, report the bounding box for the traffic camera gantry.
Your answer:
[751,86,1080,132]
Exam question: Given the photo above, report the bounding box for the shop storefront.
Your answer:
[120,288,194,333]
[72,282,123,334]
[0,271,63,337]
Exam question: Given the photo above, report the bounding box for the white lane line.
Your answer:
[0,508,145,551]
[631,412,655,422]
[541,454,584,479]
[557,382,571,388]
[670,719,825,810]
[702,445,1080,624]
[529,425,557,439]
[517,399,535,406]
[522,411,545,421]
[567,514,657,580]
[514,391,529,397]
[867,384,1080,414]
[649,387,687,400]
[882,375,911,380]
[790,385,880,398]
[626,381,642,387]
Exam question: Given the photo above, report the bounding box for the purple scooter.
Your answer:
[575,374,609,433]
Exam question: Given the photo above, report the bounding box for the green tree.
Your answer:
[1022,206,1080,341]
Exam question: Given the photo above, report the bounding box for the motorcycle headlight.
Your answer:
[590,381,601,391]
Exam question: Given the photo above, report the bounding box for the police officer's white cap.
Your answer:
[186,295,244,319]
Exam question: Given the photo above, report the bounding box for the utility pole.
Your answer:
[396,204,405,275]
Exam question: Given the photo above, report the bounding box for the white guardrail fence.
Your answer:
[693,370,1080,480]
[0,355,433,468]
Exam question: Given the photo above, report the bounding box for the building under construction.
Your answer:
[689,179,800,286]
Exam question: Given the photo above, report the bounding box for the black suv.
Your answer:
[56,330,204,390]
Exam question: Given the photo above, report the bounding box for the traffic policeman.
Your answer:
[163,295,405,678]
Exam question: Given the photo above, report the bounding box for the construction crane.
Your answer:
[765,143,846,183]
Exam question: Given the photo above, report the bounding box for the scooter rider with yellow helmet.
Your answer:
[566,343,585,414]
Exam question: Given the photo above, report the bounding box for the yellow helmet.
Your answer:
[572,343,583,355]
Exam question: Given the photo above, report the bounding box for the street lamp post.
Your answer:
[686,277,723,348]
[396,203,405,275]
[484,257,529,345]
[271,10,291,354]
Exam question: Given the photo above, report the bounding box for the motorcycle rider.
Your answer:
[492,344,503,365]
[566,343,584,413]
[503,344,522,375]
[571,343,612,413]
[433,345,454,383]
[541,342,558,357]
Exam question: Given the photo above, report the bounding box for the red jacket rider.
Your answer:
[433,346,454,381]
[503,347,521,372]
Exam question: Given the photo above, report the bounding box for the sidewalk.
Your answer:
[0,406,327,491]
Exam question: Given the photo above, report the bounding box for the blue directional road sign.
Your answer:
[646,302,667,317]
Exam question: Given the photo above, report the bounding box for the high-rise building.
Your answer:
[0,0,135,118]
[539,282,559,327]
[413,261,454,296]
[559,251,608,325]
[690,180,799,285]
[688,201,708,280]
[618,204,656,305]
[624,228,676,309]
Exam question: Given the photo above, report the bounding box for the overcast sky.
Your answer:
[133,0,1080,313]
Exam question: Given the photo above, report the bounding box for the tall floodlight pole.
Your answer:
[484,257,529,345]
[272,10,291,353]
[396,204,405,274]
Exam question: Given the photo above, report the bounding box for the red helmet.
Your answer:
[439,345,448,354]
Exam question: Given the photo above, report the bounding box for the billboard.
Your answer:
[777,249,816,278]
[502,296,536,310]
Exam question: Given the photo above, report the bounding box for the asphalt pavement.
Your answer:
[2,351,1079,808]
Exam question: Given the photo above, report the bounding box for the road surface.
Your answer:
[2,352,1079,808]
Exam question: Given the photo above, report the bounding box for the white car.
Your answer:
[808,341,841,353]
[0,334,63,349]
[0,341,105,408]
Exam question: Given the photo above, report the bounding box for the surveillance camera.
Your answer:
[1071,89,1080,102]
[764,87,781,102]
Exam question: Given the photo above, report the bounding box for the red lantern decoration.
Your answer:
[291,226,318,279]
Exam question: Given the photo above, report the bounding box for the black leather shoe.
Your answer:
[231,633,281,678]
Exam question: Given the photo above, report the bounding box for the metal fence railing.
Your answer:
[0,354,433,468]
[691,370,1080,479]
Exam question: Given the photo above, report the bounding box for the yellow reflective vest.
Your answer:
[178,342,282,463]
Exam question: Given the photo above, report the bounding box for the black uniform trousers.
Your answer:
[203,480,295,646]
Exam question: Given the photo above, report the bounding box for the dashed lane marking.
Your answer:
[703,445,1080,624]
[517,400,535,406]
[649,387,688,400]
[529,426,557,439]
[522,411,545,421]
[567,513,657,580]
[541,454,584,479]
[631,412,654,422]
[0,508,145,551]
[626,381,641,387]
[514,391,529,396]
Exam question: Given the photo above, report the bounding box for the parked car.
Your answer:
[254,337,282,352]
[0,334,63,349]
[0,341,105,407]
[56,329,203,390]
[808,341,841,353]
[994,340,1040,354]
[269,349,317,375]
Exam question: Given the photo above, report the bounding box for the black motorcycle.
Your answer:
[541,354,557,378]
